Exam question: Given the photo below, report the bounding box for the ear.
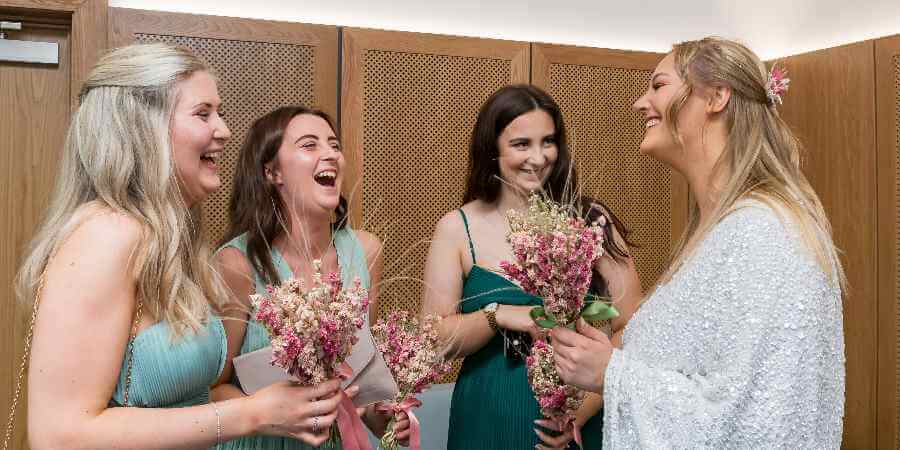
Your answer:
[706,85,731,114]
[264,164,283,185]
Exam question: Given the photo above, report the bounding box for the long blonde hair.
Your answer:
[662,37,846,292]
[16,43,227,338]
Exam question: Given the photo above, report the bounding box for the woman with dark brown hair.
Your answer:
[210,106,410,449]
[421,85,643,449]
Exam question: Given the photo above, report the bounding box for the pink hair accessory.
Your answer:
[766,63,790,106]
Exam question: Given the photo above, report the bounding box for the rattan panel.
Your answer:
[547,63,671,290]
[135,33,317,246]
[894,54,900,450]
[361,50,512,318]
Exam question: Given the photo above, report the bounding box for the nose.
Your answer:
[632,90,650,114]
[214,115,232,141]
[321,144,340,161]
[528,144,548,167]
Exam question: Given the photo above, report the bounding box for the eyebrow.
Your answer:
[192,102,220,109]
[651,73,668,83]
[295,134,339,144]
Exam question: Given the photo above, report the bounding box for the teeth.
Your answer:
[202,151,222,161]
[315,170,336,179]
[646,119,661,129]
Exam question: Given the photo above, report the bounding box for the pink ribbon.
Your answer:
[336,391,372,450]
[376,397,423,450]
[335,363,372,450]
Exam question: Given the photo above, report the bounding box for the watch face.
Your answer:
[485,302,498,312]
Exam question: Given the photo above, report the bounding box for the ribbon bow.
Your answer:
[376,397,423,450]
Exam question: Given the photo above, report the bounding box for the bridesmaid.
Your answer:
[22,44,343,449]
[422,85,643,450]
[552,37,846,448]
[210,106,411,449]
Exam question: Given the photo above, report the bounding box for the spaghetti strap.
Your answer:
[457,209,477,264]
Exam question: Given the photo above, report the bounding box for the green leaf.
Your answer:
[581,300,620,322]
[530,306,558,329]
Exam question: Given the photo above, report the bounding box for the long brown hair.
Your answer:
[463,84,634,274]
[221,106,348,286]
[662,37,845,291]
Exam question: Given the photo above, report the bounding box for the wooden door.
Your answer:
[875,33,900,450]
[531,44,684,291]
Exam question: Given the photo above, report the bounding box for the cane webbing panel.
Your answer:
[893,54,900,449]
[135,33,317,246]
[547,63,671,290]
[360,50,512,316]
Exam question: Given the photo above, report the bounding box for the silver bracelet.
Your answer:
[211,402,222,444]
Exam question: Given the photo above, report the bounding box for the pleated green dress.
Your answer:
[448,210,603,450]
[110,316,227,409]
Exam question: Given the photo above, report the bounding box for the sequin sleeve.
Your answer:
[602,204,845,449]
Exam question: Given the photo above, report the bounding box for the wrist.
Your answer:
[233,395,263,437]
[483,302,501,331]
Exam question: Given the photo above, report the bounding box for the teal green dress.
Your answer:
[111,316,227,409]
[448,210,603,450]
[215,228,371,450]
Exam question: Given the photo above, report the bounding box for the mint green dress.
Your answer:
[110,316,227,409]
[215,228,371,450]
[448,210,603,449]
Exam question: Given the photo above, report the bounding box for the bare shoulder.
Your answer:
[353,229,383,254]
[215,246,254,279]
[57,204,144,266]
[435,200,487,238]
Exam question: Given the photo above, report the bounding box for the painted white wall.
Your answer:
[108,0,900,59]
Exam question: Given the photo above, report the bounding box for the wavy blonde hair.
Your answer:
[16,43,227,338]
[661,37,846,292]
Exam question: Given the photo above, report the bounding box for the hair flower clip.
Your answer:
[765,63,790,106]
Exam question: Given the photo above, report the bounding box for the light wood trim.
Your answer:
[108,8,339,119]
[340,27,530,225]
[778,40,878,450]
[532,42,663,86]
[1,0,107,109]
[876,33,900,450]
[1,0,81,12]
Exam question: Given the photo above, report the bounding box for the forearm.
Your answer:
[31,397,258,450]
[438,311,494,359]
[211,382,246,402]
[575,392,604,428]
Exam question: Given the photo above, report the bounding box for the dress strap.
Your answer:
[457,209,477,264]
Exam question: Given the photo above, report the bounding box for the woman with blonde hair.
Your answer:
[551,37,846,448]
[16,43,344,449]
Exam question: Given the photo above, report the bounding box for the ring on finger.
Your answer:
[313,416,320,434]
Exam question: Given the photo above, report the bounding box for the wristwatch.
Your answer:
[483,302,500,332]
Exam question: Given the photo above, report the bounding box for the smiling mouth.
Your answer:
[200,151,222,165]
[645,118,661,129]
[314,170,337,187]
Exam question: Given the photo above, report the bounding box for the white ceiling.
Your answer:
[109,0,900,59]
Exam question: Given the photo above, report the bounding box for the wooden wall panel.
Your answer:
[875,33,900,450]
[778,41,878,450]
[341,28,529,320]
[109,8,339,247]
[0,3,104,448]
[532,44,686,290]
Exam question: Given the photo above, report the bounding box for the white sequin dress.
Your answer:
[603,202,845,449]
